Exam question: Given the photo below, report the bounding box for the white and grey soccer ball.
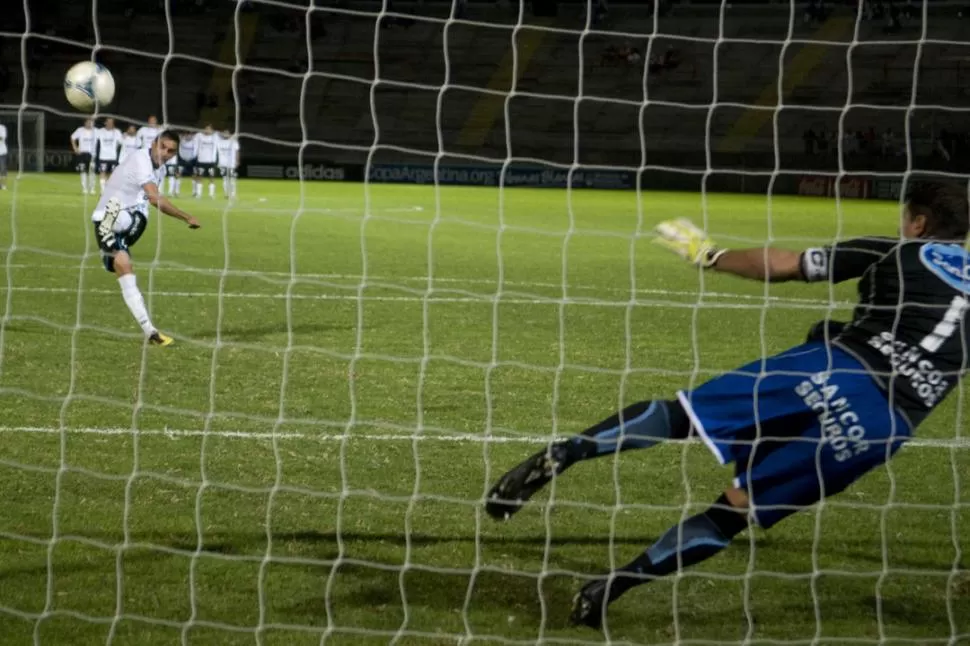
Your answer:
[64,61,115,112]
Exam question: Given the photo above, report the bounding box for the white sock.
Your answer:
[118,273,155,335]
[174,177,181,194]
[222,176,229,195]
[193,180,200,197]
[230,176,237,197]
[80,172,88,192]
[100,177,106,191]
[208,182,214,197]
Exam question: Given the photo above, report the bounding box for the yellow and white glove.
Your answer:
[653,218,727,269]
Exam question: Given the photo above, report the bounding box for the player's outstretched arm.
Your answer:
[143,182,201,229]
[653,218,803,282]
[710,247,804,282]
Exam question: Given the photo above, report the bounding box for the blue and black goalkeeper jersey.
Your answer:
[800,236,970,426]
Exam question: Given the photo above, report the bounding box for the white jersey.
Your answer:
[96,128,123,161]
[120,134,139,162]
[216,137,239,169]
[135,125,159,149]
[194,133,219,164]
[91,150,165,232]
[178,136,197,161]
[71,127,97,154]
[0,124,7,156]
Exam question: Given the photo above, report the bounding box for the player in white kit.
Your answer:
[192,124,220,198]
[0,122,7,191]
[119,125,139,163]
[70,119,97,194]
[92,130,201,346]
[217,129,240,199]
[163,153,179,196]
[135,115,160,150]
[177,129,198,198]
[95,118,123,192]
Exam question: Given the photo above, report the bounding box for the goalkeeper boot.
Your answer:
[149,331,174,347]
[570,572,638,629]
[485,440,570,520]
[570,578,609,629]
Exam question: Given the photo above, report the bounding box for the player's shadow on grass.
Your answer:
[282,560,581,628]
[189,321,354,343]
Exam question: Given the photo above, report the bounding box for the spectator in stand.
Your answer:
[841,130,857,157]
[882,128,897,158]
[934,131,952,164]
[661,46,681,71]
[816,127,830,156]
[856,130,868,156]
[804,0,828,24]
[803,127,816,155]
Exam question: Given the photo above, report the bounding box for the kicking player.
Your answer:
[216,129,239,199]
[92,130,201,346]
[483,181,970,629]
[95,118,123,192]
[70,119,97,194]
[193,124,219,198]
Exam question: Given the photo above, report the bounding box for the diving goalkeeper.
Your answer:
[483,181,970,629]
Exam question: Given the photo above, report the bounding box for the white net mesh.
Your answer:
[0,0,968,644]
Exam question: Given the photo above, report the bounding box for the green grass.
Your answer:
[0,174,967,645]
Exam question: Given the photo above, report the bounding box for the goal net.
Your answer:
[1,0,968,644]
[0,109,46,174]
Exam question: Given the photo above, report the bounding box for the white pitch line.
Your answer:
[0,284,841,308]
[0,425,546,444]
[3,263,857,307]
[0,426,965,449]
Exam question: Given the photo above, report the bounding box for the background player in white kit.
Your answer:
[119,125,139,163]
[193,124,219,199]
[95,118,123,193]
[163,152,179,196]
[70,119,97,194]
[0,121,7,191]
[217,129,239,199]
[93,129,201,346]
[135,115,160,150]
[177,129,198,198]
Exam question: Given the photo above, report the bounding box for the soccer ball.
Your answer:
[64,62,115,112]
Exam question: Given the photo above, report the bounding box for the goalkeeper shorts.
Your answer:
[676,341,911,529]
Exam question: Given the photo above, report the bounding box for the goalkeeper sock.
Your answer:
[564,399,689,464]
[600,494,748,604]
[118,273,155,335]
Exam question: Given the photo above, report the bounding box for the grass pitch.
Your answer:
[0,174,967,645]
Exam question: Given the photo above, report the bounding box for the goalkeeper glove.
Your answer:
[653,218,727,269]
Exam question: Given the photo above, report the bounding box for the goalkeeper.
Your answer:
[484,181,970,629]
